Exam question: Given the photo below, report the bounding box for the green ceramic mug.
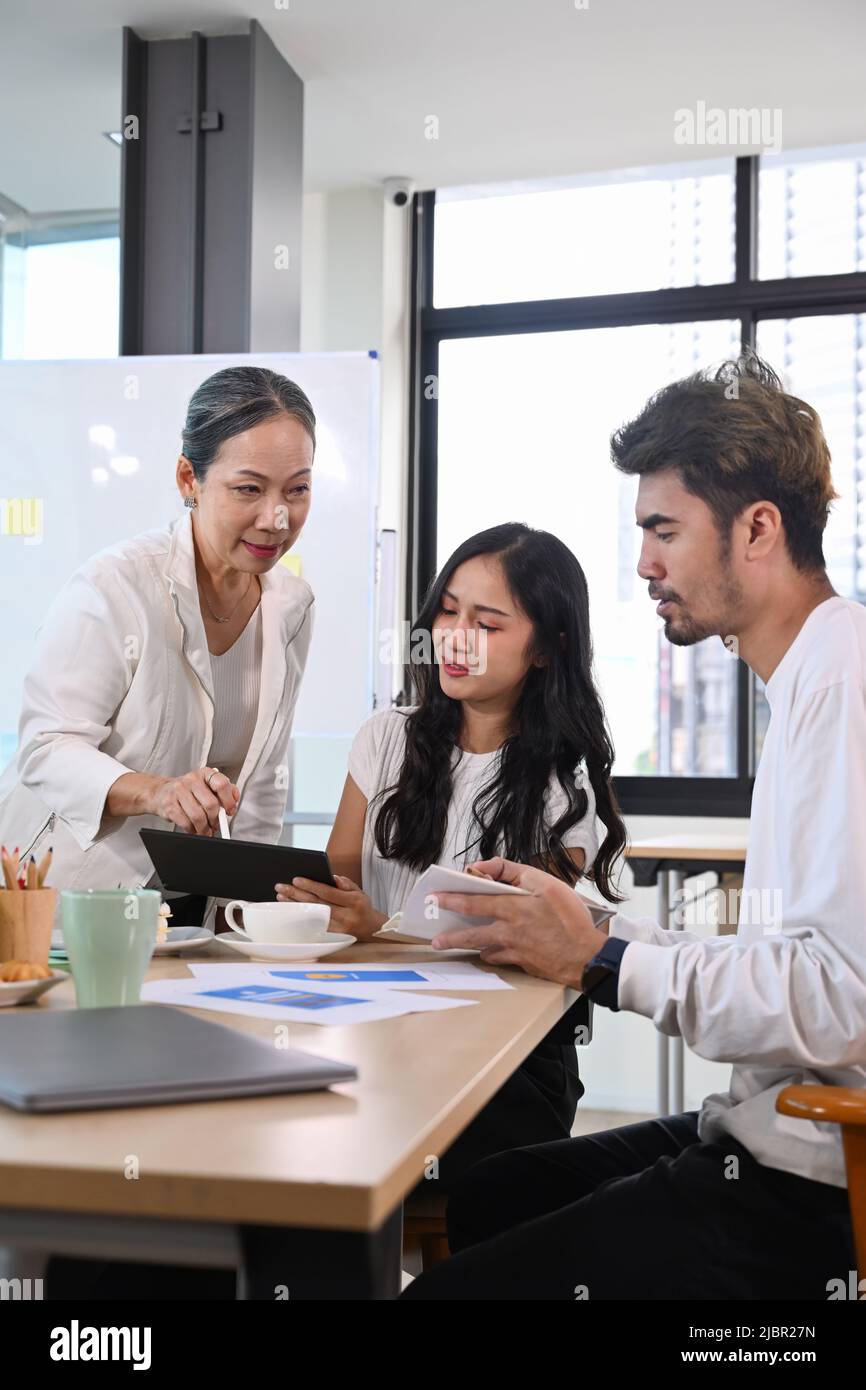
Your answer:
[60,889,160,1008]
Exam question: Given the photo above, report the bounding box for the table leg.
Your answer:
[239,1205,403,1300]
[2,1206,403,1300]
[0,1244,48,1298]
[670,870,686,1114]
[656,871,670,1117]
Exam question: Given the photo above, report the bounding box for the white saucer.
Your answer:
[219,930,356,962]
[0,969,69,1007]
[153,927,215,956]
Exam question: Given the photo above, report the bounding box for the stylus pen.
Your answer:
[210,767,231,840]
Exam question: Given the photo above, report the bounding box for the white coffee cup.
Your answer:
[224,900,331,943]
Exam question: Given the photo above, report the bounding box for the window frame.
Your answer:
[407,155,866,817]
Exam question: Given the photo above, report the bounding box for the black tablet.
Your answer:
[139,828,337,902]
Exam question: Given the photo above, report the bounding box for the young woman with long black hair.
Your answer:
[277,522,627,1185]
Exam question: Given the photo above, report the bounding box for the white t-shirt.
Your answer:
[614,596,866,1188]
[348,707,601,918]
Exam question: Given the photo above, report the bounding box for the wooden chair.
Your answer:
[403,1191,450,1270]
[776,1085,866,1283]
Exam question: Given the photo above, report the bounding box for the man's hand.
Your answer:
[429,856,609,989]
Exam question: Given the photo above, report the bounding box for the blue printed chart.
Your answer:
[140,973,478,1024]
[189,961,512,993]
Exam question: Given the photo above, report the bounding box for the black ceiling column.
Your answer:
[120,20,303,355]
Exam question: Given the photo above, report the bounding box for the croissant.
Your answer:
[0,960,52,982]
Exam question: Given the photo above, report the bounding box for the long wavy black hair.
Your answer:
[373,523,627,901]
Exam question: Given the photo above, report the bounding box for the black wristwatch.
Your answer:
[580,936,629,1011]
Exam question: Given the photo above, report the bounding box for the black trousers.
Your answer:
[413,996,587,1195]
[400,1110,857,1300]
[417,1043,583,1195]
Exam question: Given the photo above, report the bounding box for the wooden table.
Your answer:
[625,834,749,1117]
[0,936,579,1299]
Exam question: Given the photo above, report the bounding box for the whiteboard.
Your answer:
[0,351,380,755]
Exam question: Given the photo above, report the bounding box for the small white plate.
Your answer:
[219,930,356,962]
[153,927,215,956]
[0,969,69,1007]
[375,914,479,954]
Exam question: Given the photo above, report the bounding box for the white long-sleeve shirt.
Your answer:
[0,511,314,898]
[612,596,866,1189]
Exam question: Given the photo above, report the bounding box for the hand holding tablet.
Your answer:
[379,863,616,943]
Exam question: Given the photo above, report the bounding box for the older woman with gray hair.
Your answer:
[0,366,316,923]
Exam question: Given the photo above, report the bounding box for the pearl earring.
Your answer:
[184,496,197,510]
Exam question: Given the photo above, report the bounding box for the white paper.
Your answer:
[577,894,618,928]
[140,974,475,1024]
[395,865,527,940]
[180,966,480,1010]
[390,864,617,941]
[186,960,512,992]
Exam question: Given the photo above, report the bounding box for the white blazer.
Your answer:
[0,511,314,899]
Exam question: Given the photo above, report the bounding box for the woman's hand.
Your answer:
[274,875,387,941]
[150,767,239,835]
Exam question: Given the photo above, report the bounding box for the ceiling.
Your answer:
[1,0,865,214]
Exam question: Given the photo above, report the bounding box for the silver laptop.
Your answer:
[0,1005,357,1112]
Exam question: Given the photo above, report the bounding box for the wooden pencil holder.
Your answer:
[0,889,58,966]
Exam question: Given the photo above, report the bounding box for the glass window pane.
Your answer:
[1,230,119,359]
[436,320,742,777]
[758,143,866,280]
[434,160,735,308]
[757,315,866,601]
[285,735,351,845]
[291,736,352,812]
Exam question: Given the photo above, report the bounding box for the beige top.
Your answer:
[208,606,263,785]
[145,608,265,896]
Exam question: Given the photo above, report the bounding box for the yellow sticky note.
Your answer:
[279,552,302,577]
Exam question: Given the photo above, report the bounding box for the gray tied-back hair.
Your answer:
[181,366,316,481]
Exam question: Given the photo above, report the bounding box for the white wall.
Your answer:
[301,186,412,704]
[301,190,384,357]
[301,187,411,528]
[300,186,750,1118]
